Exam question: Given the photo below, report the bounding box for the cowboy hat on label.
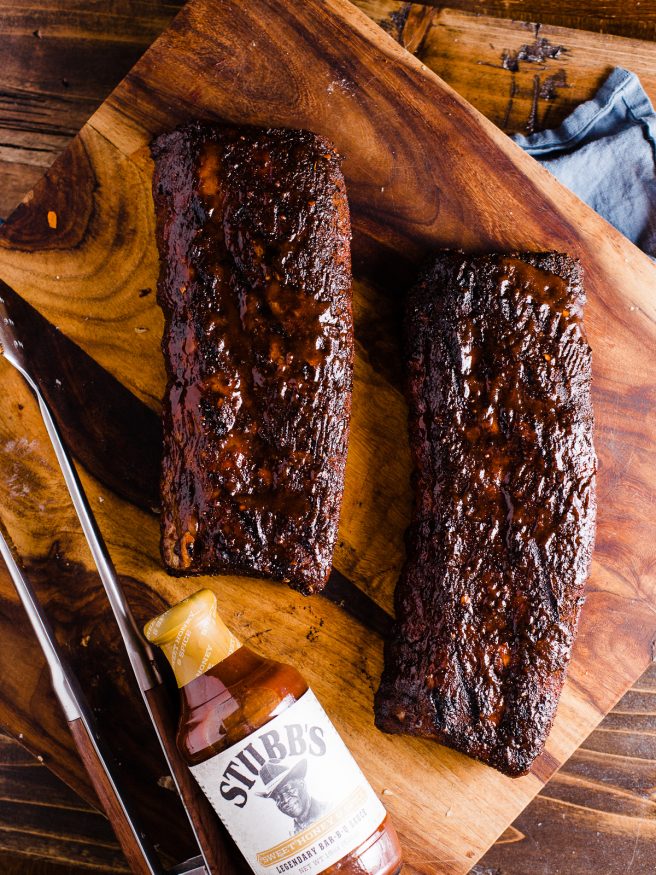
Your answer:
[256,758,308,798]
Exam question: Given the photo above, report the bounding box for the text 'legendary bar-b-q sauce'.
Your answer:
[144,589,403,875]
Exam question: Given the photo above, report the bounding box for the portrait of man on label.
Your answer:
[258,759,328,834]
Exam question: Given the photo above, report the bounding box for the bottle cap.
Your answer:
[144,589,241,687]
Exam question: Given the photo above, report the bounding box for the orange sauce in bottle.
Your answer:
[145,590,402,875]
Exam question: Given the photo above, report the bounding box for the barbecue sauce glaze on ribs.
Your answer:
[151,124,352,594]
[375,251,596,777]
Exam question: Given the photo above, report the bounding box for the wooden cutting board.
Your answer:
[0,0,655,872]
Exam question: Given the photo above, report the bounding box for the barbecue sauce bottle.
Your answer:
[144,589,402,875]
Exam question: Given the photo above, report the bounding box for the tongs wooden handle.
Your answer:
[68,717,160,874]
[79,720,172,874]
[0,529,163,875]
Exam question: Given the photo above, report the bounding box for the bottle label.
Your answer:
[189,690,387,874]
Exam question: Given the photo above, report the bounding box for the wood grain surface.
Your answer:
[427,0,656,41]
[415,8,656,135]
[0,2,655,874]
[0,731,127,872]
[4,2,656,219]
[0,1,184,217]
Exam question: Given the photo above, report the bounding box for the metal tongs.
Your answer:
[0,288,233,875]
[0,527,176,875]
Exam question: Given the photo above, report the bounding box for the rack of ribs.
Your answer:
[375,251,596,776]
[151,123,352,595]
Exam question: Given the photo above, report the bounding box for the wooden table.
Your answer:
[0,2,655,873]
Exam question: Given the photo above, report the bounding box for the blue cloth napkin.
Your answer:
[512,67,656,258]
